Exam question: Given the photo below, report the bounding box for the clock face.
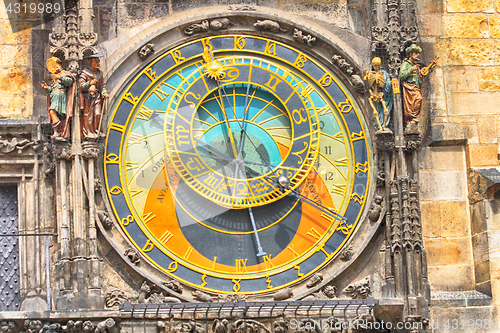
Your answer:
[104,35,372,295]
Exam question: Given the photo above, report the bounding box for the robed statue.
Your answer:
[79,54,109,140]
[39,57,76,140]
[399,44,438,127]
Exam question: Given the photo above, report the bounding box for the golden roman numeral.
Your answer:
[127,132,143,146]
[307,227,322,241]
[136,106,154,120]
[142,212,156,224]
[130,189,143,197]
[125,161,139,172]
[235,259,248,273]
[184,247,194,259]
[159,230,173,244]
[334,158,348,167]
[153,84,169,101]
[287,245,299,258]
[263,255,275,269]
[316,105,331,116]
[331,183,347,196]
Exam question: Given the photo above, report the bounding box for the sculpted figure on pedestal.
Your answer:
[79,54,109,140]
[363,57,393,134]
[399,44,438,130]
[39,57,76,140]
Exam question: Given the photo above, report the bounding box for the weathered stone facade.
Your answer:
[0,0,498,332]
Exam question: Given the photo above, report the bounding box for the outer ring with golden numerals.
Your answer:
[103,35,372,294]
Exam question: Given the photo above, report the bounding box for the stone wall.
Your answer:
[419,0,500,329]
[0,4,33,119]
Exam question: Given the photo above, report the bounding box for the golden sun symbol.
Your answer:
[202,47,226,80]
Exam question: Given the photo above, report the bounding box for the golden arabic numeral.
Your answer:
[294,54,308,68]
[123,92,139,105]
[264,41,277,56]
[201,38,213,51]
[130,189,143,197]
[109,186,123,195]
[168,261,178,273]
[201,274,207,287]
[105,154,119,164]
[351,131,365,141]
[319,73,333,87]
[212,257,218,269]
[235,259,248,273]
[142,239,154,252]
[172,49,185,63]
[232,279,241,292]
[121,215,134,226]
[144,67,156,81]
[234,36,245,49]
[266,276,272,289]
[336,221,353,235]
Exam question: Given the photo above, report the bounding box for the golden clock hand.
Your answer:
[215,85,239,159]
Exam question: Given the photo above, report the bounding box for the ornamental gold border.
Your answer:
[104,34,373,294]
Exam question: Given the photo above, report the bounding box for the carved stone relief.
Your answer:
[124,248,140,265]
[254,20,288,33]
[183,19,233,36]
[138,43,155,60]
[343,277,371,299]
[274,287,293,301]
[105,289,129,308]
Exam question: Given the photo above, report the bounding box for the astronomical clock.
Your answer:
[102,29,373,300]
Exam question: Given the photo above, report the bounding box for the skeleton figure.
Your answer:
[363,57,393,133]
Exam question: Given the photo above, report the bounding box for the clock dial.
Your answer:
[104,35,372,295]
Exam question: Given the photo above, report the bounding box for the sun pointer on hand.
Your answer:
[202,47,226,80]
